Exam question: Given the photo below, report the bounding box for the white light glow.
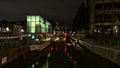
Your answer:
[6,27,9,31]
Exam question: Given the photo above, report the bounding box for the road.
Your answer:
[1,37,120,68]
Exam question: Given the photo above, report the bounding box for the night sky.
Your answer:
[0,0,84,25]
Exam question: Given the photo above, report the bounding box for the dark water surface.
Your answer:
[1,41,120,68]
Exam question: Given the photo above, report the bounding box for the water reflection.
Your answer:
[35,62,39,65]
[42,59,49,68]
[32,64,35,68]
[41,52,51,68]
[2,41,120,68]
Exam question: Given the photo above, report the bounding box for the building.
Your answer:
[89,0,120,35]
[0,20,27,51]
[26,15,52,44]
[27,15,51,34]
[0,20,24,36]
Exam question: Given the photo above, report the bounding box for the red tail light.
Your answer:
[64,33,67,37]
[64,46,67,53]
[50,46,53,52]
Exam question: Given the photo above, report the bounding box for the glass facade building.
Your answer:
[27,15,51,34]
[27,15,51,45]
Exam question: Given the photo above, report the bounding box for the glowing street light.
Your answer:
[20,29,24,32]
[6,27,9,32]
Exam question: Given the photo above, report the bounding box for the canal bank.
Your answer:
[0,41,50,67]
[71,36,120,66]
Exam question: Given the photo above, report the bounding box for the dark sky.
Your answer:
[0,0,84,25]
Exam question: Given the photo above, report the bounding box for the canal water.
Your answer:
[1,41,120,68]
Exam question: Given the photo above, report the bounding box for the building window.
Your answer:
[103,14,112,22]
[103,3,112,9]
[95,15,103,22]
[95,4,103,9]
[95,14,112,22]
[113,2,120,8]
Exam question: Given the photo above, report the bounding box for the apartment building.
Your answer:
[89,0,120,34]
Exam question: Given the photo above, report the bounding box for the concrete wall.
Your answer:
[0,46,30,67]
[0,41,50,67]
[29,41,50,51]
[71,37,120,66]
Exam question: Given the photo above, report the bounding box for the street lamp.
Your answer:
[6,27,9,32]
[20,29,24,32]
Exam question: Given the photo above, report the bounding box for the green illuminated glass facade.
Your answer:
[27,15,51,34]
[45,20,50,33]
[27,15,51,45]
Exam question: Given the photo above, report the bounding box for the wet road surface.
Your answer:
[1,39,120,68]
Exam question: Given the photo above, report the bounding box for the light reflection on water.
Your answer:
[28,52,50,68]
[42,59,49,68]
[35,62,39,65]
[32,64,35,68]
[30,61,39,68]
[42,52,50,68]
[38,42,78,68]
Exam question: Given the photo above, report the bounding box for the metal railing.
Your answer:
[0,36,28,51]
[72,35,120,50]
